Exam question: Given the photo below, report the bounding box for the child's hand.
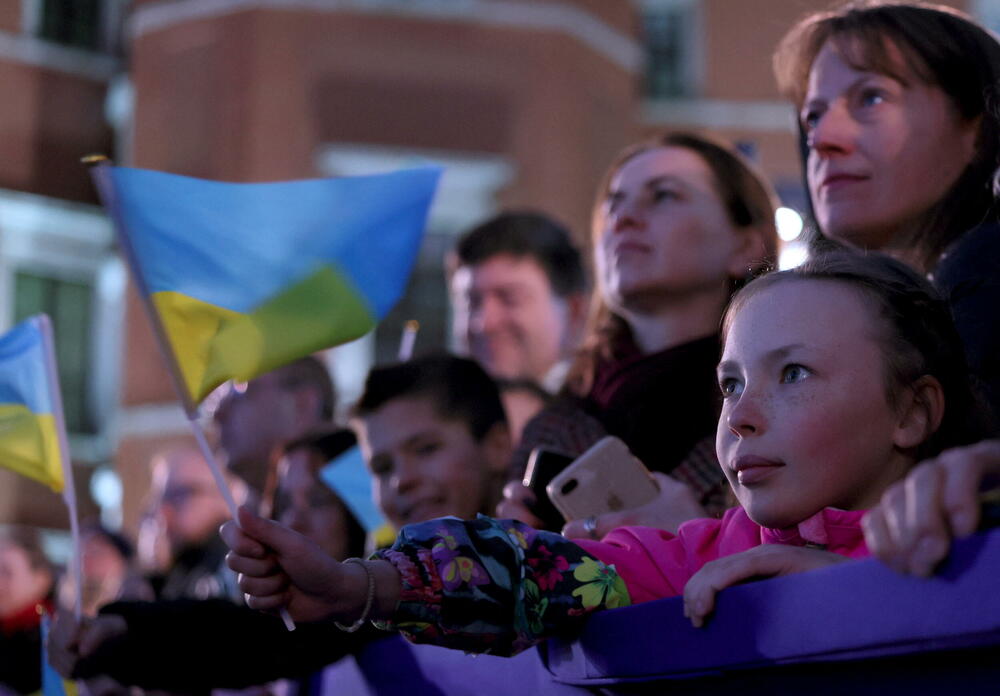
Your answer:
[48,610,132,693]
[496,481,545,529]
[221,505,359,622]
[683,545,847,628]
[863,439,1000,577]
[562,473,705,539]
[46,609,85,678]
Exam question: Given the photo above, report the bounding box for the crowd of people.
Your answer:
[2,1,1000,693]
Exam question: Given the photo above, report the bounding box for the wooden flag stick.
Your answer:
[397,320,419,362]
[37,315,82,622]
[187,414,296,631]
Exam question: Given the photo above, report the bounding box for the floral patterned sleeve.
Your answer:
[371,515,630,656]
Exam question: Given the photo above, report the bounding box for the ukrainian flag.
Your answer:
[0,317,64,493]
[39,614,78,696]
[103,165,441,405]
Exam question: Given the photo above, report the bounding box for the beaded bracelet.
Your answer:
[335,558,375,632]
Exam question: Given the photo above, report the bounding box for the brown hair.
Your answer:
[774,1,1000,270]
[723,249,994,460]
[563,131,779,397]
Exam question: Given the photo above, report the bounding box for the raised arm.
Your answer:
[223,507,631,656]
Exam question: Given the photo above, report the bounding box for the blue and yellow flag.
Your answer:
[319,445,394,546]
[0,316,64,493]
[98,165,441,405]
[39,614,77,696]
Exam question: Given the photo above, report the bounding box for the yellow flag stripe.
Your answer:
[0,405,63,492]
[154,265,376,403]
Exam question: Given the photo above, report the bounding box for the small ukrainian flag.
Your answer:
[0,316,65,493]
[39,613,77,696]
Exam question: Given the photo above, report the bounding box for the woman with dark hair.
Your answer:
[774,0,1000,414]
[502,131,778,537]
[772,0,1000,579]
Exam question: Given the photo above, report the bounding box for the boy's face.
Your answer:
[354,395,508,529]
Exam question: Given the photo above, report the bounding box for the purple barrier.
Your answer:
[337,529,1000,694]
[349,636,584,696]
[544,528,1000,689]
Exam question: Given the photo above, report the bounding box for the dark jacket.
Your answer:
[76,598,387,693]
[934,222,1000,430]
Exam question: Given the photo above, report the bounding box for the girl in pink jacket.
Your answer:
[224,251,992,656]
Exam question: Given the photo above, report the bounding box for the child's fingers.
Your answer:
[497,482,546,528]
[682,561,723,628]
[238,571,289,598]
[867,472,944,575]
[77,614,128,660]
[877,484,908,564]
[236,505,311,563]
[220,519,269,559]
[862,507,898,570]
[941,440,1000,536]
[243,591,290,612]
[226,550,280,578]
[684,552,767,628]
[47,611,84,676]
[684,546,845,628]
[902,462,949,576]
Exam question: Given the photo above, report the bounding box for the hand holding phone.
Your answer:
[522,448,574,530]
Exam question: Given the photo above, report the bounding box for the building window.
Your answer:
[37,0,102,49]
[28,0,124,53]
[639,0,697,99]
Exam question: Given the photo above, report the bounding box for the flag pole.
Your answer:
[185,414,295,631]
[36,315,82,622]
[85,156,295,631]
[397,320,419,362]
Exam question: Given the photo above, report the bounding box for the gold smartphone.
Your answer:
[545,436,659,522]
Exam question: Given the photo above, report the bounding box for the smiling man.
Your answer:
[449,212,587,392]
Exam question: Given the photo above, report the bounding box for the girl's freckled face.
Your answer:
[716,280,912,529]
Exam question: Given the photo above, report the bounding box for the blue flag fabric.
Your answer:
[99,165,441,404]
[319,446,386,533]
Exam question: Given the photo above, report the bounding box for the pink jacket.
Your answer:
[576,507,869,604]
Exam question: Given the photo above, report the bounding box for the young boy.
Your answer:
[351,354,512,529]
